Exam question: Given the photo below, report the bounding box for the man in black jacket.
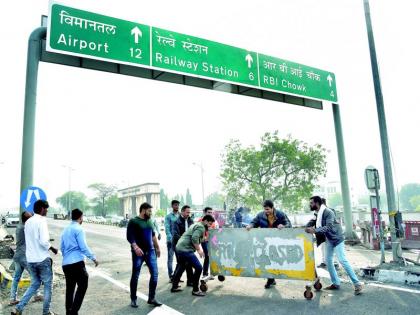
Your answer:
[247,200,292,289]
[172,205,194,287]
[305,196,362,295]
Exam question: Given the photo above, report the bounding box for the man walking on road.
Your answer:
[171,215,216,297]
[127,202,162,308]
[61,209,99,315]
[305,196,363,295]
[164,200,180,281]
[9,211,43,306]
[12,200,58,315]
[172,205,194,286]
[247,200,292,289]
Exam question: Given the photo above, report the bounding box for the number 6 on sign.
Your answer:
[130,48,142,59]
[249,72,255,81]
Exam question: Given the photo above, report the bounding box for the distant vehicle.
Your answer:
[5,213,20,227]
[95,216,106,224]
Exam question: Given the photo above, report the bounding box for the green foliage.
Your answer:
[220,131,327,212]
[327,193,343,209]
[409,195,420,211]
[204,192,225,209]
[154,208,167,217]
[160,189,170,210]
[400,183,420,210]
[186,188,193,206]
[88,183,117,217]
[56,191,89,212]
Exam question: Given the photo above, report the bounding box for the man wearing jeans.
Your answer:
[164,200,180,281]
[127,202,162,308]
[12,200,58,315]
[61,209,98,315]
[198,207,219,279]
[9,211,43,306]
[305,195,363,295]
[171,215,215,297]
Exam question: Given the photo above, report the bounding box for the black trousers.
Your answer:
[62,261,89,315]
[173,250,193,283]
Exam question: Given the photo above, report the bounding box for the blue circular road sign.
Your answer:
[20,186,47,213]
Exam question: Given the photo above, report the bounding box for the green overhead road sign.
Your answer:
[47,3,337,102]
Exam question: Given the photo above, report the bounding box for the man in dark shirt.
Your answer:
[127,202,162,308]
[9,211,42,305]
[172,205,194,286]
[247,200,292,289]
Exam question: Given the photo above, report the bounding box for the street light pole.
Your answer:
[363,0,401,263]
[193,162,205,206]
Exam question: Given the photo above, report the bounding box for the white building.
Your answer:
[118,183,160,217]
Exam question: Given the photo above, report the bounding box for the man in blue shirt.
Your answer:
[61,208,98,315]
[164,200,180,281]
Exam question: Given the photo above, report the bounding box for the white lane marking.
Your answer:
[87,266,184,315]
[367,283,420,294]
[317,267,420,294]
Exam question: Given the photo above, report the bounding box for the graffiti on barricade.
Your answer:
[209,228,315,280]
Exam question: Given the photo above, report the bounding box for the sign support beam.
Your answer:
[332,103,356,240]
[20,27,46,216]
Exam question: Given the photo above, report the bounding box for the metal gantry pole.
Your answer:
[332,103,355,240]
[363,0,401,262]
[19,27,46,215]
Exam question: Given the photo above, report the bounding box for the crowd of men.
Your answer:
[8,195,362,314]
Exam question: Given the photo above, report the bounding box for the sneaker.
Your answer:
[325,284,340,290]
[147,299,162,307]
[11,310,22,315]
[264,279,277,289]
[130,300,139,308]
[208,275,215,280]
[317,263,327,268]
[354,284,363,295]
[8,300,19,306]
[171,287,183,293]
[192,291,206,297]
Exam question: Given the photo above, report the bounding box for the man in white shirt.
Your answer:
[12,200,58,315]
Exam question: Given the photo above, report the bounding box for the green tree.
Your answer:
[88,183,117,217]
[205,192,225,209]
[56,191,89,213]
[221,131,327,212]
[400,183,420,210]
[185,189,192,206]
[160,189,170,210]
[327,193,343,209]
[409,195,420,211]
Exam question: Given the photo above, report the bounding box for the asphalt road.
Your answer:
[2,220,420,315]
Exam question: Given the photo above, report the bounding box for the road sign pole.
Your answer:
[363,0,401,262]
[20,27,46,216]
[332,103,355,240]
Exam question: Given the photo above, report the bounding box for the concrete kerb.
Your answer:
[360,265,420,287]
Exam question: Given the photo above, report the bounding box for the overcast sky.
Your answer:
[0,0,419,209]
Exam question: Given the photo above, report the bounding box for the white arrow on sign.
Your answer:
[24,189,41,208]
[245,54,253,68]
[327,74,333,87]
[131,26,142,44]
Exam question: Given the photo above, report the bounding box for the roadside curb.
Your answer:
[361,267,420,287]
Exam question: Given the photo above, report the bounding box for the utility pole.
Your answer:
[363,0,401,263]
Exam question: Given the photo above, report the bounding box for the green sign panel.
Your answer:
[48,3,337,102]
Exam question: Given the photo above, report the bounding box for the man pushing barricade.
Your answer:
[305,196,363,295]
[246,200,292,289]
[171,214,216,297]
